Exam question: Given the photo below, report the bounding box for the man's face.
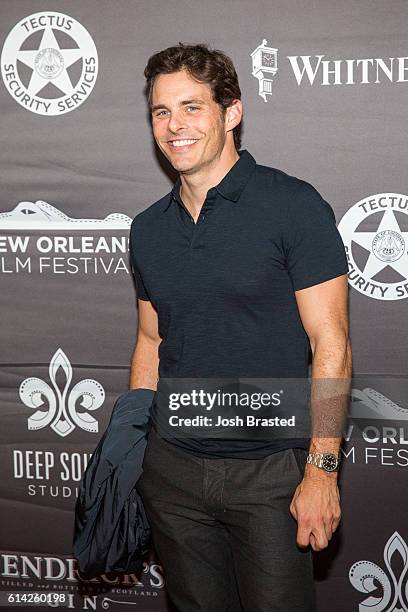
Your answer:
[150,69,228,174]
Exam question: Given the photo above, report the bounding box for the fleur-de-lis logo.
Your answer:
[349,531,408,611]
[20,348,105,437]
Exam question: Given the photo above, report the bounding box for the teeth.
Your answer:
[170,139,197,147]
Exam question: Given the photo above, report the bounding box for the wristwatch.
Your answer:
[306,452,341,472]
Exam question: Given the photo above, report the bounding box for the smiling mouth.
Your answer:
[168,139,199,149]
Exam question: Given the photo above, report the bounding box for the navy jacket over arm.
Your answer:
[72,388,155,579]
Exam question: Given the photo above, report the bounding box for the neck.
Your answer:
[179,144,240,219]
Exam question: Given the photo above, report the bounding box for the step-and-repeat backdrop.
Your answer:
[1,1,407,610]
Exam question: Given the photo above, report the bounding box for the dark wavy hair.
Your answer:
[144,43,242,150]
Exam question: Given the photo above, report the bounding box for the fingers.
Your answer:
[289,486,300,520]
[297,521,336,551]
[309,511,342,550]
[296,524,313,548]
[294,513,331,550]
[328,501,342,534]
[310,526,329,551]
[291,487,342,551]
[331,511,341,534]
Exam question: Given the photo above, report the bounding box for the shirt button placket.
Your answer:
[189,193,214,248]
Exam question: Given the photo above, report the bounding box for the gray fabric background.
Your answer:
[1,1,407,610]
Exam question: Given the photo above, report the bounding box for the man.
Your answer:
[129,43,352,612]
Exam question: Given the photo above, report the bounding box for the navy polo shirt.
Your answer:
[129,150,348,458]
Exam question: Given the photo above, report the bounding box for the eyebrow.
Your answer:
[151,98,207,113]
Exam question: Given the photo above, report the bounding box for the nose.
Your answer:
[167,109,187,133]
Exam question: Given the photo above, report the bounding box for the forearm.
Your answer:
[129,338,160,391]
[305,335,352,478]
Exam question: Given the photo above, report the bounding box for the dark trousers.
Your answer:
[136,427,316,612]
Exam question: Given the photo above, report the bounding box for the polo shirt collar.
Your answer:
[163,149,256,212]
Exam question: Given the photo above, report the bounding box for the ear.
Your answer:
[225,99,243,133]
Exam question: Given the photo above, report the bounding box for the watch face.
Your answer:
[261,51,276,68]
[321,453,338,471]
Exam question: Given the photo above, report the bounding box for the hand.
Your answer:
[289,474,341,551]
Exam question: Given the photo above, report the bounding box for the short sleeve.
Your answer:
[129,222,151,301]
[284,181,348,291]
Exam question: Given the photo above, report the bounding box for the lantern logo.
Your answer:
[251,39,278,102]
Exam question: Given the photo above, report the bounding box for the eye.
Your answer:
[154,110,168,117]
[187,106,200,112]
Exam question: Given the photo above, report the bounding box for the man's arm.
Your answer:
[129,298,161,391]
[296,273,352,475]
[289,274,352,551]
